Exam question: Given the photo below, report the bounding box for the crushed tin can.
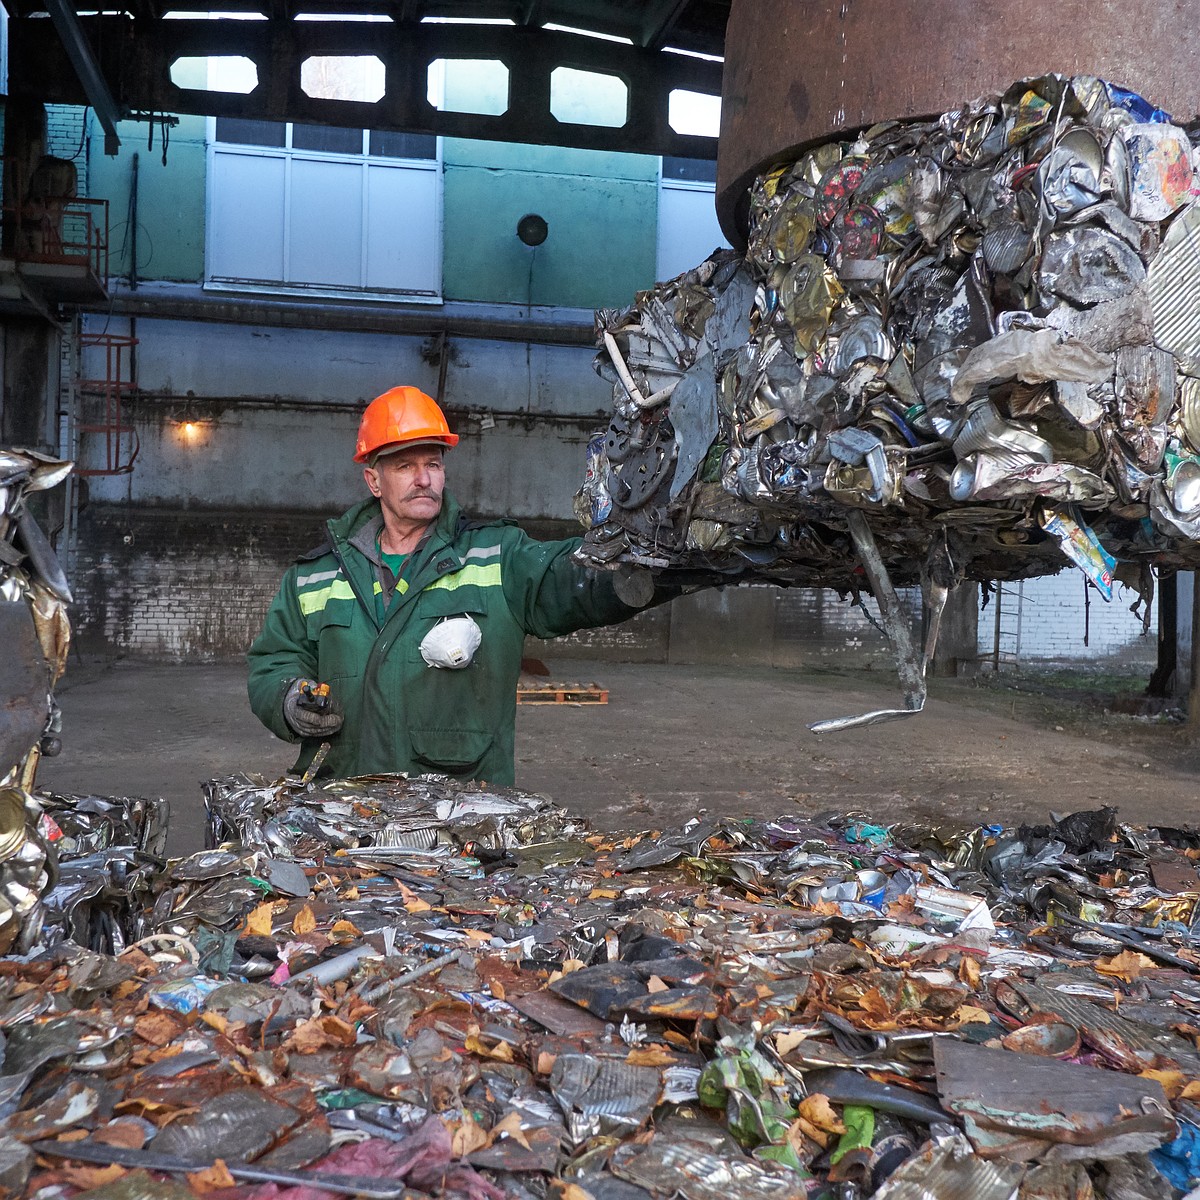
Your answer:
[4,790,1200,1198]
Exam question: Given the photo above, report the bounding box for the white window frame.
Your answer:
[656,158,728,283]
[204,117,444,304]
[0,8,9,96]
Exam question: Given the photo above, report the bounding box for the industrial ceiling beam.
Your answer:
[40,0,125,153]
[8,16,723,159]
[639,0,691,50]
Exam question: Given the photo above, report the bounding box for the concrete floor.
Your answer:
[34,656,1200,855]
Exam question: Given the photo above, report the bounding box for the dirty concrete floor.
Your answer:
[35,657,1199,855]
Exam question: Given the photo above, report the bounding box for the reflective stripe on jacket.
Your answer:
[247,491,635,784]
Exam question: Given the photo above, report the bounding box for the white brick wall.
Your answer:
[983,571,1155,664]
[44,105,88,194]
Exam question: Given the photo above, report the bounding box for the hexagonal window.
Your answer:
[301,55,385,103]
[668,89,721,138]
[426,59,509,116]
[550,67,627,128]
[170,55,257,92]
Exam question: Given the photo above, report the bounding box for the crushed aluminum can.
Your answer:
[0,796,1199,1196]
[1038,507,1117,600]
[1121,122,1198,222]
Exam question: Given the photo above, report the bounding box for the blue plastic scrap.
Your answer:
[1151,1122,1200,1192]
[845,823,892,848]
[1105,80,1173,123]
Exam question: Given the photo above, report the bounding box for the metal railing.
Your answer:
[1,158,109,288]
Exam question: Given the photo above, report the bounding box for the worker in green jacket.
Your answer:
[247,385,642,784]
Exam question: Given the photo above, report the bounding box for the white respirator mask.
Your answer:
[419,614,482,669]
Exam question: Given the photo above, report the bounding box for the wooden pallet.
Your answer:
[516,682,609,705]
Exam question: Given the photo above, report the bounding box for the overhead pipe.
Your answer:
[106,288,597,348]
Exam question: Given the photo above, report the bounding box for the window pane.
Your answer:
[427,59,508,115]
[657,184,729,281]
[209,152,286,281]
[668,89,721,137]
[214,117,285,146]
[663,156,717,183]
[550,66,627,127]
[290,158,363,286]
[365,163,440,292]
[173,55,257,92]
[301,55,385,102]
[291,123,364,153]
[369,129,437,159]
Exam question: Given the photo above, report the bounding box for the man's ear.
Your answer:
[364,466,381,497]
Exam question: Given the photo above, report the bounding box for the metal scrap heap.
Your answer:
[3,775,1200,1197]
[576,75,1200,719]
[0,449,75,956]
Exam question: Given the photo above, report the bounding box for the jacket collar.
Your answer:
[347,512,386,569]
[327,492,466,623]
[329,490,464,552]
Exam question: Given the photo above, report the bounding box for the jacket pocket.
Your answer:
[413,591,488,620]
[409,594,489,663]
[309,605,359,693]
[306,598,357,642]
[409,727,494,773]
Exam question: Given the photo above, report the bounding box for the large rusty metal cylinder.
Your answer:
[717,0,1200,244]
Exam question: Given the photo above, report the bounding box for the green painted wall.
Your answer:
[433,58,659,306]
[88,108,207,284]
[65,48,663,305]
[82,120,660,304]
[441,139,659,308]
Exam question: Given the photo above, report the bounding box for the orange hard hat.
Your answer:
[354,386,459,463]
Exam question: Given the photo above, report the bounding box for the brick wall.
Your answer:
[777,574,1155,668]
[71,505,328,660]
[545,608,671,661]
[997,572,1155,664]
[69,504,672,663]
[44,105,88,194]
[69,503,1157,669]
[775,587,921,669]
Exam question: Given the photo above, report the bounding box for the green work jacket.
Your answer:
[247,492,636,784]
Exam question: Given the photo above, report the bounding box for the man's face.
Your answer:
[364,444,446,528]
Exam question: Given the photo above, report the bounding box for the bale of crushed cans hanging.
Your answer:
[4,773,1200,1198]
[575,74,1200,726]
[0,448,74,956]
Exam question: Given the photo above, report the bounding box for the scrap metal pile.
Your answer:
[1,450,166,969]
[3,775,1200,1198]
[576,74,1200,723]
[39,790,170,957]
[0,449,74,956]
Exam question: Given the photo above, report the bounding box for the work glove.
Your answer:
[282,678,344,739]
